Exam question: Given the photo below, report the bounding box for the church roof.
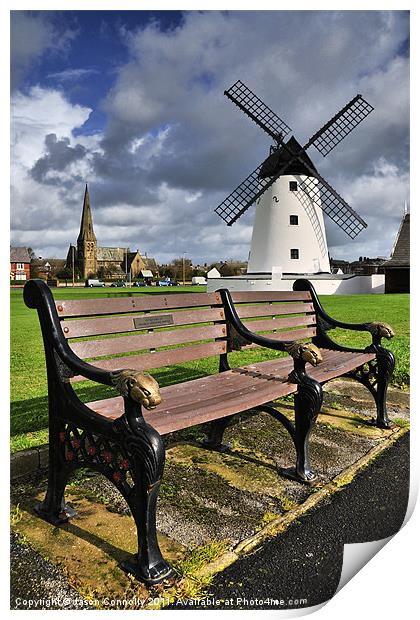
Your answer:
[97,247,126,261]
[77,184,96,243]
[383,213,410,268]
[144,257,158,273]
[259,136,318,178]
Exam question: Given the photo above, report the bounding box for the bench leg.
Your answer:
[201,416,233,452]
[346,347,395,429]
[115,417,174,585]
[373,348,395,429]
[34,419,72,525]
[293,377,323,483]
[122,479,174,585]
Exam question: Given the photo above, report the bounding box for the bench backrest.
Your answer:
[56,290,315,381]
[229,291,316,348]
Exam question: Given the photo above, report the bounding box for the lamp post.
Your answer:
[125,247,132,287]
[72,246,75,287]
[182,252,187,286]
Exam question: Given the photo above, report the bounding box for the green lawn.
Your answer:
[10,286,409,453]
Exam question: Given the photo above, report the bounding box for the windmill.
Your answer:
[215,81,373,275]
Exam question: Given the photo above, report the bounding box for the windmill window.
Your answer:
[289,181,298,191]
[290,215,299,225]
[290,249,299,259]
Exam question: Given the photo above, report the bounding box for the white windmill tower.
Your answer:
[215,81,374,277]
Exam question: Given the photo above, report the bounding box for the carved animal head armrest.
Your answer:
[111,370,162,410]
[284,342,323,367]
[365,322,395,340]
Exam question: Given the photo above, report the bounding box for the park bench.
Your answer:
[23,278,395,585]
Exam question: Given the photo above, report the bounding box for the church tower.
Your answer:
[77,184,97,279]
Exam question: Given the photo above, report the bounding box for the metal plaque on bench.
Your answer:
[133,314,174,329]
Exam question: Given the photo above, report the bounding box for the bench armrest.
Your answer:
[23,279,161,410]
[293,279,395,349]
[217,288,323,372]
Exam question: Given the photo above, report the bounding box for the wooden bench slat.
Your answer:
[236,302,314,319]
[310,352,376,384]
[62,307,226,338]
[57,292,222,318]
[71,324,227,359]
[245,349,376,385]
[87,349,350,422]
[88,361,292,419]
[242,314,316,332]
[242,327,317,348]
[71,341,227,381]
[230,291,311,303]
[89,367,295,431]
[86,348,376,435]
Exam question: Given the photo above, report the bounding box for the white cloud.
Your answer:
[10,12,77,89]
[10,87,98,250]
[46,68,99,82]
[11,86,92,169]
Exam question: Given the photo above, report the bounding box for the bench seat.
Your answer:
[86,348,376,434]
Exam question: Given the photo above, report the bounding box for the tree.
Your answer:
[97,266,107,280]
[171,257,192,282]
[158,258,192,282]
[56,267,74,286]
[219,260,247,276]
[191,266,207,277]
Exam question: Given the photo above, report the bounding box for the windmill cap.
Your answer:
[259,136,318,178]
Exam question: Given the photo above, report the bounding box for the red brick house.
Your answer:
[10,247,31,281]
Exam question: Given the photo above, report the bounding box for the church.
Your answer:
[66,185,158,281]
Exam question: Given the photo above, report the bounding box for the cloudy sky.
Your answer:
[10,10,409,264]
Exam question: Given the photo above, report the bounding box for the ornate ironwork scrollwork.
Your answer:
[346,359,378,394]
[317,315,335,334]
[345,345,395,428]
[53,351,75,382]
[227,324,250,351]
[58,423,134,493]
[112,415,165,488]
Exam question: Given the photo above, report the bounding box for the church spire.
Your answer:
[77,184,96,243]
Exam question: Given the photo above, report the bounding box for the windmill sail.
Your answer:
[304,95,374,157]
[214,162,278,226]
[293,181,328,256]
[297,174,367,238]
[224,80,292,142]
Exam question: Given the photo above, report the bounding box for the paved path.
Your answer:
[191,432,410,610]
[10,433,409,611]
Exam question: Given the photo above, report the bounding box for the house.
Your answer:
[330,258,351,274]
[10,247,31,281]
[383,213,410,293]
[30,258,66,281]
[349,256,386,276]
